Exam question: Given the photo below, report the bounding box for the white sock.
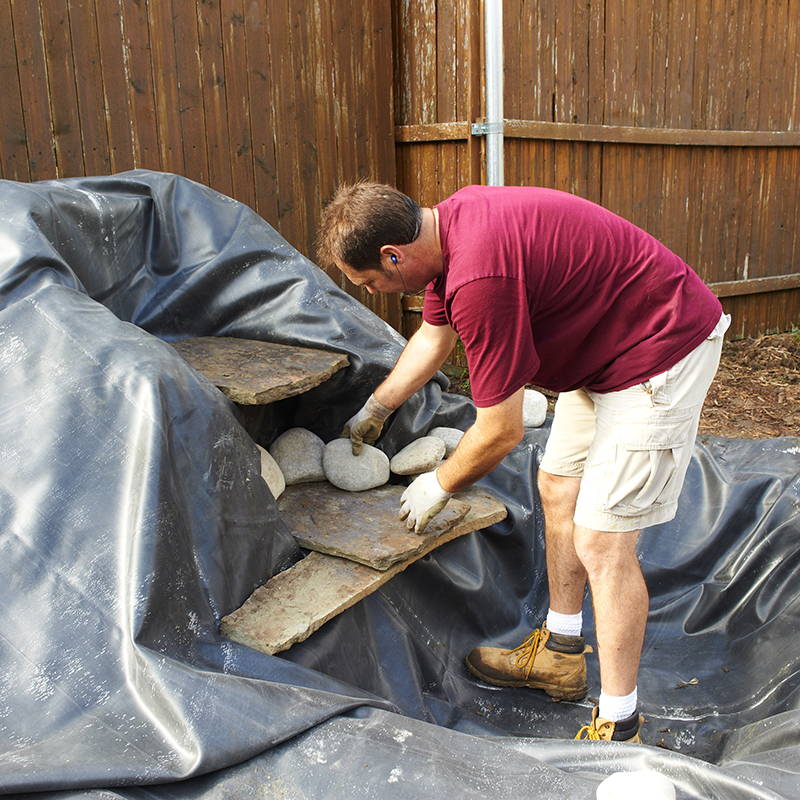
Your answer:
[599,688,638,722]
[545,609,582,637]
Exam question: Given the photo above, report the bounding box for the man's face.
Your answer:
[337,262,409,296]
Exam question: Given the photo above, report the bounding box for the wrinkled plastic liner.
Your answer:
[1,172,797,799]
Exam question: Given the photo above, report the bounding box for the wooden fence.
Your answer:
[396,0,800,342]
[0,0,401,329]
[1,0,798,342]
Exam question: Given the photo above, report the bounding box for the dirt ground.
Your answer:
[698,331,800,439]
[448,331,800,439]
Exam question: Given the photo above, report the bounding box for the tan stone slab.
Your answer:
[220,487,507,655]
[277,482,470,570]
[170,336,348,405]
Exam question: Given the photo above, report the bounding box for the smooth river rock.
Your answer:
[390,436,446,475]
[256,444,286,499]
[323,438,390,491]
[428,426,464,457]
[523,388,548,428]
[269,428,326,485]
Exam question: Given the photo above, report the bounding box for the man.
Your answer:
[316,182,728,742]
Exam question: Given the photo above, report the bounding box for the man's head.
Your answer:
[316,181,422,272]
[316,182,441,295]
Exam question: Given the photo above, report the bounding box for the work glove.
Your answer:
[341,393,394,455]
[400,469,453,534]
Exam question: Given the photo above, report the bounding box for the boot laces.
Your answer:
[574,724,603,740]
[510,628,543,679]
[575,712,617,741]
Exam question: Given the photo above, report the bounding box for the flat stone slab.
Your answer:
[221,487,507,655]
[170,336,348,405]
[277,482,470,569]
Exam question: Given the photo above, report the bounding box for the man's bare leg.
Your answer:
[573,525,647,696]
[537,470,587,614]
[465,469,590,699]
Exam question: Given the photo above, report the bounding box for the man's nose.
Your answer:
[365,285,377,295]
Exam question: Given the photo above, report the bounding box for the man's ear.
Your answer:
[380,244,402,266]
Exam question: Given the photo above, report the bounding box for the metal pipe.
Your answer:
[484,0,504,185]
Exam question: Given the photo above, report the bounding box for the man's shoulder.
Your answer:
[442,184,563,203]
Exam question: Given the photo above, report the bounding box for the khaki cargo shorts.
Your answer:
[539,314,730,532]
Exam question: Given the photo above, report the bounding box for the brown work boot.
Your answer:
[575,706,643,743]
[465,625,590,701]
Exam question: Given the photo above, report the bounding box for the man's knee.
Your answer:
[537,470,580,509]
[573,527,640,576]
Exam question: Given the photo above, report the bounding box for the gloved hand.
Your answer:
[341,394,394,455]
[400,469,453,534]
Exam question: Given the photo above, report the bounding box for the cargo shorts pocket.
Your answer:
[602,414,694,517]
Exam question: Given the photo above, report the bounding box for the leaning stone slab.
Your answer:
[390,436,446,475]
[523,388,548,428]
[221,487,507,655]
[323,438,390,491]
[256,445,285,499]
[277,482,470,569]
[169,336,348,405]
[269,428,325,485]
[428,426,465,457]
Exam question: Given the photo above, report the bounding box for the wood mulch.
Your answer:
[446,331,800,439]
[699,331,799,439]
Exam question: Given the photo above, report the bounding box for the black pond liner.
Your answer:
[1,171,798,799]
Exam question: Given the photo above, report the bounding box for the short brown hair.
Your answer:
[316,181,422,271]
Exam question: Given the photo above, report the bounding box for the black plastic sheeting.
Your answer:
[1,171,798,799]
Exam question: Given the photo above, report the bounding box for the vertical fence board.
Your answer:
[196,0,233,197]
[307,2,337,202]
[39,2,84,176]
[172,0,208,185]
[94,0,136,174]
[119,0,161,170]
[220,0,256,209]
[15,2,54,177]
[67,0,112,176]
[0,0,29,181]
[147,0,185,174]
[363,0,395,183]
[436,0,458,196]
[243,0,278,222]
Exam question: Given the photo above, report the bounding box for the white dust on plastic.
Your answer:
[393,729,413,744]
[0,330,28,369]
[387,766,403,783]
[75,187,120,269]
[299,739,329,765]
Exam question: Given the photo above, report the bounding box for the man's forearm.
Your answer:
[437,387,525,492]
[436,425,519,492]
[373,322,458,410]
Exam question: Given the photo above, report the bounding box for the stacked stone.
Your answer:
[256,390,547,497]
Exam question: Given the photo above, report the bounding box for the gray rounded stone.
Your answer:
[390,436,446,476]
[256,444,286,499]
[323,438,390,491]
[428,426,464,457]
[269,427,326,485]
[523,389,548,428]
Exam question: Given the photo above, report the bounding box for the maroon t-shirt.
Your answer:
[423,186,723,407]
